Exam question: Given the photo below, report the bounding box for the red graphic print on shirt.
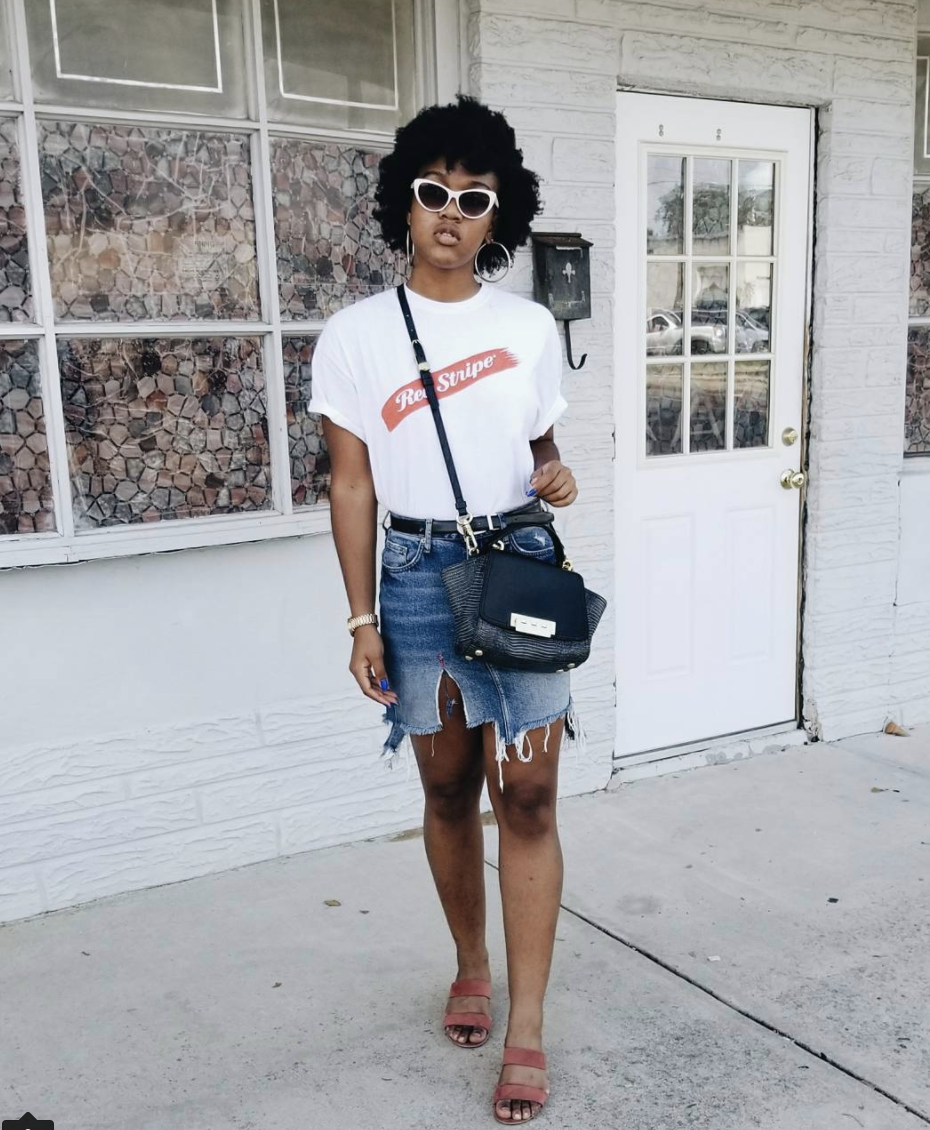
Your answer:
[381,347,519,432]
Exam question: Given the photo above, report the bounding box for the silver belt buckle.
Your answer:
[511,612,556,638]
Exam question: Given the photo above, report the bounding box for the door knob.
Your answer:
[779,469,806,490]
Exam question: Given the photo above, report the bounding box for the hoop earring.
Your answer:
[473,240,512,283]
[406,227,414,263]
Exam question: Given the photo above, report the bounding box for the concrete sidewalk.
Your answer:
[1,728,928,1130]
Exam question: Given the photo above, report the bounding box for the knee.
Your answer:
[425,773,482,822]
[496,780,556,839]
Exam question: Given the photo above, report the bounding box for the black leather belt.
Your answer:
[387,498,552,536]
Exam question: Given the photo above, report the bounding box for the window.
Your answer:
[0,0,426,566]
[907,36,930,457]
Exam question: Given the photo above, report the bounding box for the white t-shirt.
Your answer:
[307,281,568,520]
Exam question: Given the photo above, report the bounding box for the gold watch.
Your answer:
[347,612,379,636]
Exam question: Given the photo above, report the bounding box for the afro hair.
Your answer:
[373,94,542,272]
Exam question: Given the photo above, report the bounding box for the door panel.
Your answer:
[615,93,812,757]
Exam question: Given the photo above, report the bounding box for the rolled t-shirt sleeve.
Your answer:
[531,312,569,439]
[307,319,366,442]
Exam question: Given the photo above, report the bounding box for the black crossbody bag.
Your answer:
[395,284,607,674]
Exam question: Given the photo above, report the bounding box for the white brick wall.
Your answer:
[2,0,926,925]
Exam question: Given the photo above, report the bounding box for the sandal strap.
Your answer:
[443,1010,491,1031]
[502,1046,547,1071]
[493,1083,549,1106]
[449,978,491,998]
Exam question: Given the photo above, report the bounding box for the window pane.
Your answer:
[272,138,404,320]
[692,158,731,255]
[0,10,12,99]
[916,42,930,177]
[737,161,774,256]
[906,327,930,456]
[646,263,683,356]
[734,360,770,449]
[283,336,330,507]
[262,0,416,132]
[40,122,260,322]
[911,186,930,317]
[26,0,247,118]
[0,340,56,534]
[0,118,33,323]
[59,336,271,529]
[646,155,684,256]
[736,262,772,354]
[691,263,729,354]
[646,363,683,456]
[690,362,727,453]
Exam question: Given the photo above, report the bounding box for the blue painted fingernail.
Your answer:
[525,488,537,497]
[380,678,390,691]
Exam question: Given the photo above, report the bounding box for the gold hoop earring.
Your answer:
[473,240,512,283]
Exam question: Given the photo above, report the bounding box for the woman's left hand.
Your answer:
[529,460,578,507]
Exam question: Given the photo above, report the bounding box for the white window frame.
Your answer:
[906,31,930,466]
[0,0,461,568]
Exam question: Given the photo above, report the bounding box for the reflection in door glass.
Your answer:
[692,158,731,255]
[646,262,683,356]
[734,361,770,448]
[737,161,774,255]
[691,263,729,354]
[646,364,683,455]
[736,262,772,354]
[690,362,728,452]
[646,155,685,255]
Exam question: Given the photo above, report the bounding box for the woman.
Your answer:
[308,94,583,1125]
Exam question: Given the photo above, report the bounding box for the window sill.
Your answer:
[0,507,333,569]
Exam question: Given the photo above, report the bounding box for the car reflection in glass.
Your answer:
[646,308,769,355]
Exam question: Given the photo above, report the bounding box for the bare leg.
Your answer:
[411,670,490,1045]
[484,717,564,1122]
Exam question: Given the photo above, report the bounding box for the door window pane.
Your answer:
[283,336,330,507]
[0,11,12,99]
[691,263,729,354]
[0,340,55,534]
[646,364,683,455]
[911,186,930,317]
[906,327,930,455]
[737,161,774,256]
[646,155,684,256]
[26,0,247,117]
[40,122,260,322]
[692,158,731,255]
[272,138,404,320]
[690,362,727,453]
[646,263,683,356]
[58,336,270,529]
[734,360,770,448]
[0,118,33,323]
[736,262,772,353]
[262,0,416,132]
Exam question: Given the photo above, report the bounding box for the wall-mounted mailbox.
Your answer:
[531,232,592,370]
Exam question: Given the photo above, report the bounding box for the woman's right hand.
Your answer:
[349,625,399,707]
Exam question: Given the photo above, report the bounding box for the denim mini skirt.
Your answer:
[378,511,587,790]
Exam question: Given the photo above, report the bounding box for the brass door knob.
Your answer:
[782,427,798,446]
[779,469,806,490]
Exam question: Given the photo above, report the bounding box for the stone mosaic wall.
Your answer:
[59,336,270,528]
[0,340,55,534]
[906,327,930,455]
[282,335,330,507]
[0,117,32,323]
[272,138,404,320]
[40,123,260,322]
[910,186,930,318]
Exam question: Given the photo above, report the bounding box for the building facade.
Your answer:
[1,0,928,924]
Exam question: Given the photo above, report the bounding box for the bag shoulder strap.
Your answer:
[395,283,470,521]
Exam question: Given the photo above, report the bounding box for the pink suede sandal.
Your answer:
[442,978,492,1048]
[493,1047,549,1124]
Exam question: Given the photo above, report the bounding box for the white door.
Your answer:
[615,92,813,757]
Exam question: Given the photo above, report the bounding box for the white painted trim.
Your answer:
[56,320,272,337]
[272,0,399,111]
[49,0,223,94]
[0,324,44,337]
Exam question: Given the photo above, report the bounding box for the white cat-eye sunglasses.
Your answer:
[411,177,499,220]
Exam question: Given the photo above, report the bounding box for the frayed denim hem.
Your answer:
[379,693,588,791]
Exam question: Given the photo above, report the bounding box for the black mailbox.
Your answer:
[531,232,592,370]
